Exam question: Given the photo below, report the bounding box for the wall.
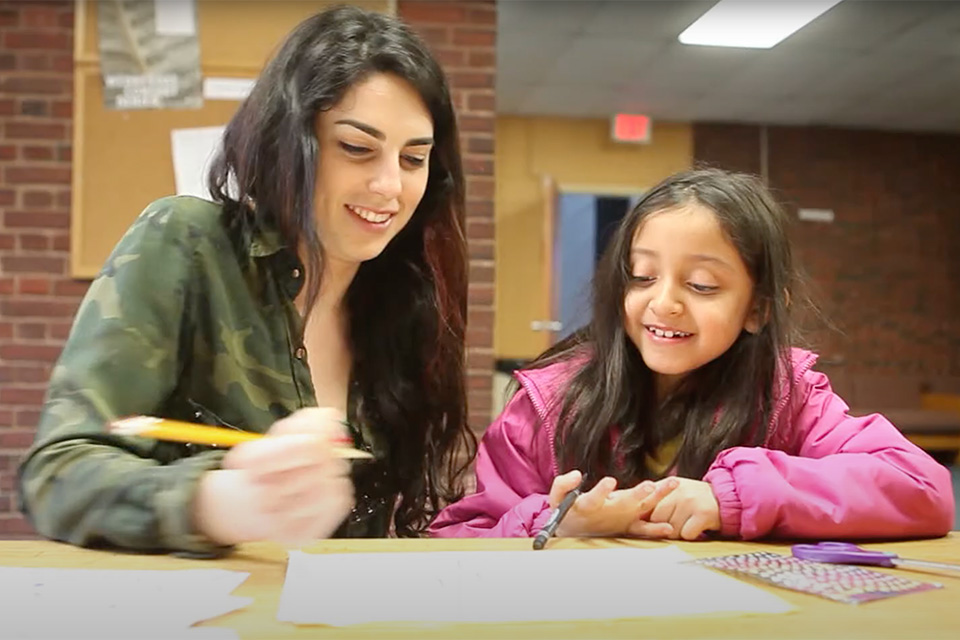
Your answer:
[495,116,692,359]
[0,0,497,535]
[0,0,75,536]
[695,123,960,375]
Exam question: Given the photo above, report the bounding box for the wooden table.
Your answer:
[2,535,959,639]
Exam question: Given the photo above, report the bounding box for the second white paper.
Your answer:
[278,546,794,626]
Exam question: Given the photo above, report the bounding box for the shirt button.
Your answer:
[291,268,301,279]
[295,347,306,360]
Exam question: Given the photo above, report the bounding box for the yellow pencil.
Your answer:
[109,416,373,459]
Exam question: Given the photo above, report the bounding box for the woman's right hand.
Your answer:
[548,470,677,538]
[192,408,355,546]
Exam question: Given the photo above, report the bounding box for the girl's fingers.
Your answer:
[604,480,652,505]
[548,469,583,508]
[648,490,679,526]
[620,480,655,507]
[637,478,679,519]
[663,496,693,536]
[679,513,713,541]
[626,520,674,538]
[577,476,617,512]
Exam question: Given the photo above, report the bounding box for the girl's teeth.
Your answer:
[650,327,689,338]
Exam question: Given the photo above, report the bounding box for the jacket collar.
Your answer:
[249,226,287,259]
[244,218,304,300]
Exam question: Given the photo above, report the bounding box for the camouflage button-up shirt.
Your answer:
[18,196,394,555]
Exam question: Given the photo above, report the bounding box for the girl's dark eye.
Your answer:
[690,283,718,293]
[402,155,426,167]
[340,142,371,154]
[629,275,654,286]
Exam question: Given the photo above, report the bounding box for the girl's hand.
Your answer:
[627,477,720,541]
[193,408,355,546]
[547,470,678,538]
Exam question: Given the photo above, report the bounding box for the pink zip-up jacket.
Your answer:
[430,349,955,539]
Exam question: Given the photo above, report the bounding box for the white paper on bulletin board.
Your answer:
[170,125,225,199]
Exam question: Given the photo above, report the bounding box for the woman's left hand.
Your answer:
[626,478,720,541]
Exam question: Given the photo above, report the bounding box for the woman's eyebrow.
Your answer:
[335,119,433,146]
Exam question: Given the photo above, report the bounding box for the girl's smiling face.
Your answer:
[623,202,760,394]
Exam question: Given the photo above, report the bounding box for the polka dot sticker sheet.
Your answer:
[695,552,943,604]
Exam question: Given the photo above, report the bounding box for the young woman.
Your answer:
[20,6,475,556]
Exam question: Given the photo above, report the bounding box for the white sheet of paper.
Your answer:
[203,77,256,101]
[0,566,250,638]
[154,0,197,36]
[171,125,226,200]
[278,546,794,626]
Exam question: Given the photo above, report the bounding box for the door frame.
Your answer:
[535,178,648,350]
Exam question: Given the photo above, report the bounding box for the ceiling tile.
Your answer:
[538,36,665,86]
[498,33,573,85]
[883,5,960,55]
[517,83,621,119]
[779,0,951,52]
[717,49,846,98]
[784,48,937,100]
[582,0,716,39]
[633,43,761,92]
[497,0,604,35]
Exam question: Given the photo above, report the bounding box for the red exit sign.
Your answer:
[611,114,651,144]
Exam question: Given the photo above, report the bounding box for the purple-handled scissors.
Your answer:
[792,541,960,573]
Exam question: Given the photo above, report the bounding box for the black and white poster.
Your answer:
[97,0,202,110]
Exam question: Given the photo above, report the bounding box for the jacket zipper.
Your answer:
[515,371,561,476]
[766,352,818,443]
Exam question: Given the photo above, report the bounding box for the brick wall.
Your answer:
[0,0,496,535]
[695,123,960,376]
[399,0,496,431]
[0,0,76,536]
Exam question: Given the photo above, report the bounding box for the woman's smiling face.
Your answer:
[312,72,434,267]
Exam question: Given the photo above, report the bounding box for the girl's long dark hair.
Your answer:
[528,168,803,485]
[206,5,475,535]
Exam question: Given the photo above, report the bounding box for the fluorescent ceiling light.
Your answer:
[679,0,844,49]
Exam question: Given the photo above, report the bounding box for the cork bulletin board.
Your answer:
[70,0,392,277]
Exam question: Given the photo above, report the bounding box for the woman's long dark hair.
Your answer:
[206,5,475,536]
[528,168,804,486]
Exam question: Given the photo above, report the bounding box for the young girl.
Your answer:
[431,168,954,541]
[19,6,475,555]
